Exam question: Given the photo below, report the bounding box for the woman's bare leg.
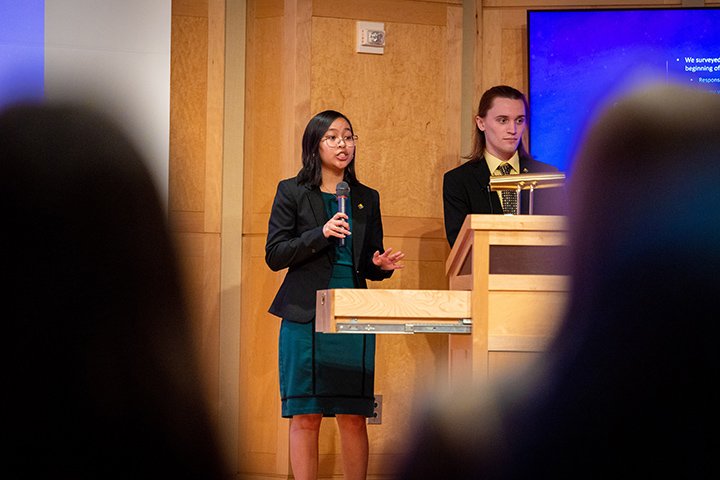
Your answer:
[289,414,323,480]
[336,414,369,480]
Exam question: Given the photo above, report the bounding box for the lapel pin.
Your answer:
[358,203,364,209]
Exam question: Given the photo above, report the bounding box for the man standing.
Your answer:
[443,85,565,247]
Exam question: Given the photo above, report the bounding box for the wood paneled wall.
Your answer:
[169,1,719,478]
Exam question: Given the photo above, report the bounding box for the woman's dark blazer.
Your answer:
[442,154,566,247]
[266,177,393,324]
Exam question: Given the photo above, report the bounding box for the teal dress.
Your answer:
[278,192,376,417]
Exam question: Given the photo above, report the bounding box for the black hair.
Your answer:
[296,109,359,187]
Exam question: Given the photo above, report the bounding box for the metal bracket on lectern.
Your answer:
[335,318,472,334]
[489,172,566,215]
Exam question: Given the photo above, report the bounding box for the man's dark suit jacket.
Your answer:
[443,154,566,247]
[266,177,392,324]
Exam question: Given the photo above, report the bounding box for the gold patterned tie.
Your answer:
[497,163,518,214]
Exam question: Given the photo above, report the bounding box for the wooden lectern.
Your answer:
[446,214,568,384]
[316,214,569,384]
[316,288,472,334]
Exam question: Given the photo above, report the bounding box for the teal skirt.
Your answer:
[279,265,375,417]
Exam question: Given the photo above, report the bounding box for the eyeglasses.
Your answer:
[322,134,358,148]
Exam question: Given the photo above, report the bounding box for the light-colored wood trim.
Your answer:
[470,228,491,382]
[219,0,245,473]
[205,0,225,233]
[489,274,568,291]
[488,230,567,246]
[488,334,552,351]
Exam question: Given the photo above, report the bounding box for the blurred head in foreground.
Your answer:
[2,102,227,478]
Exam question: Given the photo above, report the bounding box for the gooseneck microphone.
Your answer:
[336,181,350,247]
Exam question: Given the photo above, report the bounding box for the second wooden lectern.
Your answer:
[445,214,568,384]
[316,214,569,384]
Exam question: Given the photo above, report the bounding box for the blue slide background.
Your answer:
[0,1,45,109]
[528,8,720,173]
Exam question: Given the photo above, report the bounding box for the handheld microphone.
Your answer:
[336,181,350,247]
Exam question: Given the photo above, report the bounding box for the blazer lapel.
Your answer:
[305,186,338,263]
[471,158,492,190]
[306,186,328,226]
[472,159,503,213]
[350,187,369,267]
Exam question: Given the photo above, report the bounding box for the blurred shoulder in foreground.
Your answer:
[2,102,229,478]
